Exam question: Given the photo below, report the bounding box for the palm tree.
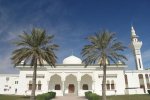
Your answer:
[11,28,58,100]
[81,30,127,100]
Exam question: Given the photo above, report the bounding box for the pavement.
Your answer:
[52,95,87,100]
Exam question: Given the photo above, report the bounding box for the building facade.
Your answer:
[0,27,150,96]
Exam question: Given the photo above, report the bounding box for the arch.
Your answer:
[38,80,41,84]
[65,74,77,94]
[29,80,32,84]
[81,74,92,79]
[81,74,92,90]
[65,74,77,80]
[138,74,145,93]
[49,74,62,90]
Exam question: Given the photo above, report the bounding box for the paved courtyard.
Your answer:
[52,95,87,100]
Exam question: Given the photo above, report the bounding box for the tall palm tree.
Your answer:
[81,30,127,100]
[11,28,58,100]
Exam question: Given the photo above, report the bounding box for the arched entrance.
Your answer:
[81,74,92,90]
[49,74,62,91]
[65,74,77,94]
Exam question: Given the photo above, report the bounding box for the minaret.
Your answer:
[130,26,143,70]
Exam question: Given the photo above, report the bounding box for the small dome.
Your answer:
[117,60,123,64]
[63,55,82,64]
[20,60,25,64]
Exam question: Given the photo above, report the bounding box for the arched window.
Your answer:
[6,77,9,81]
[29,81,32,90]
[125,74,128,88]
[82,84,88,90]
[145,74,150,89]
[111,80,115,90]
[55,84,61,90]
[106,80,110,90]
[38,81,41,90]
[138,74,145,93]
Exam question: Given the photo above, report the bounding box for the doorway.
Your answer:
[68,84,75,93]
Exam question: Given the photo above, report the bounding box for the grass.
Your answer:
[0,94,30,100]
[0,94,149,100]
[107,94,150,100]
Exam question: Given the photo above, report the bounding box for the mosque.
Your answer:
[0,26,150,96]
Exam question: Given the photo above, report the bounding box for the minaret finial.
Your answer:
[71,49,74,55]
[131,25,136,36]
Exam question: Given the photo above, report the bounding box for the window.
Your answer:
[138,74,145,93]
[4,89,8,91]
[6,77,9,81]
[38,81,41,90]
[138,59,141,68]
[106,80,110,90]
[82,84,88,90]
[55,84,61,90]
[15,89,17,93]
[15,81,18,84]
[125,75,128,88]
[111,80,115,90]
[29,81,32,90]
[145,74,150,89]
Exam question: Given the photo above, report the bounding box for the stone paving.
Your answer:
[52,95,87,100]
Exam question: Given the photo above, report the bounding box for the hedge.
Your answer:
[88,93,101,100]
[37,91,56,100]
[85,91,101,100]
[85,91,92,99]
[148,90,150,95]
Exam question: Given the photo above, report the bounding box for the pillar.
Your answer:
[92,81,95,92]
[77,81,80,96]
[62,81,65,96]
[47,81,49,92]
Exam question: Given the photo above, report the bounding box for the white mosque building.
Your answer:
[0,27,150,96]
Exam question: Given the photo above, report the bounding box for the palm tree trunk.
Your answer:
[30,59,37,100]
[102,64,107,100]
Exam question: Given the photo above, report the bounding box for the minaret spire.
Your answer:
[130,26,144,70]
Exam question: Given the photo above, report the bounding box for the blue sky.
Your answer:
[0,0,150,73]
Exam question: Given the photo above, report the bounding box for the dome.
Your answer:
[63,55,82,64]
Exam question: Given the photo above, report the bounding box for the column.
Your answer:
[47,81,49,92]
[77,81,80,96]
[92,81,95,92]
[62,81,65,96]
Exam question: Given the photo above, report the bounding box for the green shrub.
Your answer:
[36,92,56,100]
[148,90,150,94]
[48,91,56,99]
[85,91,92,99]
[88,93,101,100]
[36,94,46,100]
